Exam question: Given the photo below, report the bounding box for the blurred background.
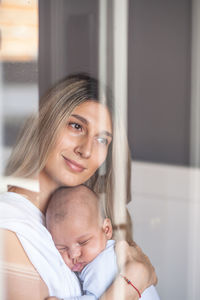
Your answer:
[0,0,199,299]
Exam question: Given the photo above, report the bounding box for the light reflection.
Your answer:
[0,0,38,61]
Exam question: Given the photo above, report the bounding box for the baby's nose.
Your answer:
[69,246,81,260]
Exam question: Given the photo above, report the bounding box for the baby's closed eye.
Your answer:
[56,246,69,254]
[79,239,90,246]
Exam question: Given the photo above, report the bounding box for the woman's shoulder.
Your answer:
[0,228,49,299]
[0,191,32,209]
[0,191,45,225]
[0,228,38,268]
[0,192,46,277]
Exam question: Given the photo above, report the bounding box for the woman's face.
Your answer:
[42,101,112,188]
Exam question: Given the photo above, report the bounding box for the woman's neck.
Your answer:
[38,171,59,212]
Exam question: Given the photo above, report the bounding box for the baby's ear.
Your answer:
[102,218,113,239]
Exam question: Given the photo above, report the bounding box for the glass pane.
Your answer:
[0,1,199,300]
[0,0,38,174]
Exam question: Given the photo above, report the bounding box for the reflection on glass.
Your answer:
[0,1,199,300]
[0,3,39,299]
[0,0,38,61]
[0,0,38,175]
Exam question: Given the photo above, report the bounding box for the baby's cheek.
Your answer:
[62,252,73,269]
[84,244,102,264]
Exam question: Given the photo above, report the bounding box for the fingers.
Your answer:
[128,240,138,247]
[116,240,145,264]
[115,240,158,287]
[115,240,133,268]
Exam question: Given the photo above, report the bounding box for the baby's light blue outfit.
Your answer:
[78,240,160,300]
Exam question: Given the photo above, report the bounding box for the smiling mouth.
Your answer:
[62,156,86,173]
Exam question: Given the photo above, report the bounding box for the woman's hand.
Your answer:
[115,241,157,293]
[100,241,157,300]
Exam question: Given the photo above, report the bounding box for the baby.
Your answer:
[46,185,160,300]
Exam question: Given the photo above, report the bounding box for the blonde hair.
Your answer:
[5,73,133,242]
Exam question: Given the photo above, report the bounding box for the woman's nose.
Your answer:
[74,137,93,159]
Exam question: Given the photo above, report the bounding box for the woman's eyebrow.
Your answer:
[71,114,112,138]
[71,114,88,125]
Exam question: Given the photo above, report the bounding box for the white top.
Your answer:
[78,240,160,300]
[0,192,96,300]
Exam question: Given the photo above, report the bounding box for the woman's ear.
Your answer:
[102,218,113,240]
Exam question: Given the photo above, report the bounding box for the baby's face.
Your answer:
[50,212,111,272]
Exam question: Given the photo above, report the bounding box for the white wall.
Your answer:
[128,161,200,300]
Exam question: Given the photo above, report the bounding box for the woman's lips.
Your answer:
[62,156,86,173]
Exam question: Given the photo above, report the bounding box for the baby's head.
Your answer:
[46,185,112,272]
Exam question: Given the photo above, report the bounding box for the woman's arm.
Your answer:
[0,229,49,300]
[100,241,157,300]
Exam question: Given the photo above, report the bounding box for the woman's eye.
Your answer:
[97,137,108,145]
[68,122,82,131]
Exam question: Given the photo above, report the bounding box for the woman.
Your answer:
[0,74,156,299]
